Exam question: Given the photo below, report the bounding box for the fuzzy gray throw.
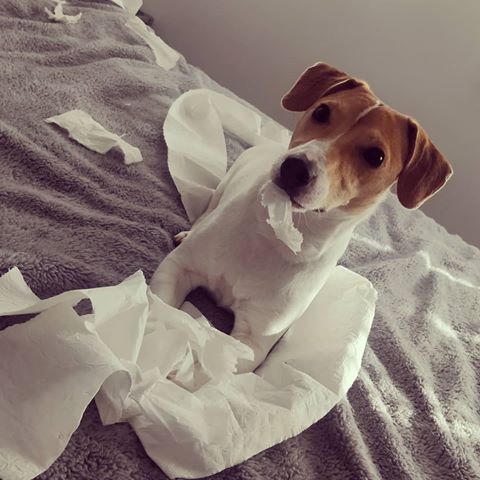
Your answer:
[1,1,479,479]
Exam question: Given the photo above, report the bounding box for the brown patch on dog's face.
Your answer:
[289,87,379,148]
[287,90,408,214]
[320,107,409,214]
[281,62,453,213]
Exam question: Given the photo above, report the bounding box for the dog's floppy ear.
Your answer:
[281,62,366,112]
[397,118,453,209]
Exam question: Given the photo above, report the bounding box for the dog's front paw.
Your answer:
[174,230,190,245]
[235,356,263,374]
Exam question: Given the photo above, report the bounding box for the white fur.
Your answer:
[150,143,376,372]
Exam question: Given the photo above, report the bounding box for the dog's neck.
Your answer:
[254,190,380,264]
[294,206,374,261]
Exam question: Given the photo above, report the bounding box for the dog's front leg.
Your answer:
[231,311,288,373]
[149,248,194,308]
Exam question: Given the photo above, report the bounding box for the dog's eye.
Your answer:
[362,147,385,168]
[312,104,330,123]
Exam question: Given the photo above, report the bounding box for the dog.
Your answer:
[150,62,453,372]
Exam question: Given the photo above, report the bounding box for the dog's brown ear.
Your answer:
[281,62,366,112]
[397,119,453,209]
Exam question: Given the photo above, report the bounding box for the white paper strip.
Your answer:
[109,0,143,15]
[45,1,82,24]
[125,16,180,70]
[45,109,143,165]
[164,88,291,222]
[0,265,375,480]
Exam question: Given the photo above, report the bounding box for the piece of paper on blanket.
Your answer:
[45,1,82,24]
[162,89,301,250]
[45,109,143,165]
[125,16,180,70]
[0,264,375,480]
[109,0,143,15]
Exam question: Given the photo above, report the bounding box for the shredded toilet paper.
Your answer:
[109,0,143,15]
[0,265,375,480]
[163,89,302,252]
[45,110,143,165]
[125,16,180,70]
[261,181,303,253]
[163,88,291,223]
[45,0,82,24]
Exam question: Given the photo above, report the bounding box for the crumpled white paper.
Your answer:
[261,181,303,253]
[45,0,82,24]
[164,89,302,252]
[0,264,375,480]
[45,109,143,165]
[163,88,291,223]
[111,0,179,70]
[125,16,180,70]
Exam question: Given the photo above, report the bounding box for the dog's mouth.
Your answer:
[291,198,305,210]
[291,198,326,214]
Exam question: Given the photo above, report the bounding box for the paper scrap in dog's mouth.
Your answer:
[45,109,143,165]
[0,263,375,480]
[261,181,303,253]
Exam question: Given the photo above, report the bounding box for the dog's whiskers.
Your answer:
[301,211,312,232]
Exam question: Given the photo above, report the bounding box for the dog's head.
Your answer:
[272,62,453,214]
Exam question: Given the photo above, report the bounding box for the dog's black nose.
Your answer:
[278,155,311,192]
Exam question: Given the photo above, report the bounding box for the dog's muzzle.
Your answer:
[276,154,314,195]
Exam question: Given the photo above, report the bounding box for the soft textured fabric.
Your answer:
[0,1,479,479]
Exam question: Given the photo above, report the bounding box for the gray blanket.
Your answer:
[1,1,479,479]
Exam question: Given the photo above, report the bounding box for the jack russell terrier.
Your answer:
[150,62,453,372]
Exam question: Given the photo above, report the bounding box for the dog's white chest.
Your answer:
[207,272,235,308]
[171,142,359,336]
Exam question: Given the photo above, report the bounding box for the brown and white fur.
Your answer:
[150,63,453,372]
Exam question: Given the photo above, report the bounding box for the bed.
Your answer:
[1,1,479,479]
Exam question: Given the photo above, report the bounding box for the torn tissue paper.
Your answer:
[0,264,375,480]
[45,109,143,165]
[109,0,143,15]
[163,89,302,252]
[45,0,82,24]
[261,181,303,253]
[125,16,180,70]
[163,88,291,223]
